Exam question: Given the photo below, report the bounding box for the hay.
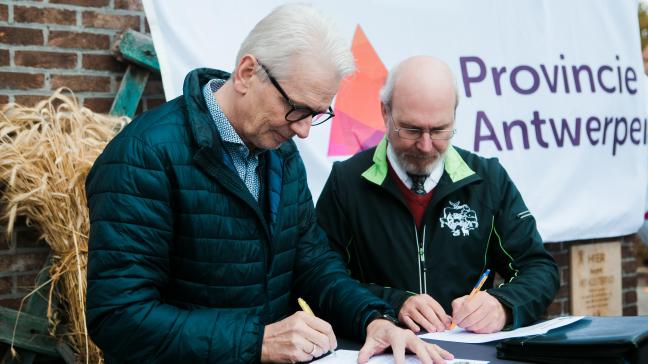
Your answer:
[0,89,128,363]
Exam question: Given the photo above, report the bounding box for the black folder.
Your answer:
[496,316,648,364]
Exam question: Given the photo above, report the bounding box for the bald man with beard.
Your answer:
[317,56,559,335]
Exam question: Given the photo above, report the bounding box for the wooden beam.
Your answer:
[0,307,59,358]
[109,64,150,118]
[115,29,160,73]
[56,342,76,364]
[1,259,57,364]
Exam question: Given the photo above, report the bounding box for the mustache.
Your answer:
[401,152,439,160]
[397,150,446,175]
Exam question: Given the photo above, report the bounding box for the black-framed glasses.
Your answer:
[257,61,335,126]
[387,108,455,140]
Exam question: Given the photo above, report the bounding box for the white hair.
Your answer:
[235,3,355,81]
[379,63,400,108]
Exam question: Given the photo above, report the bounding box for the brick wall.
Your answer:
[544,235,638,317]
[0,0,164,112]
[0,217,49,309]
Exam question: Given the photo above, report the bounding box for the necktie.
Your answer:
[408,173,428,195]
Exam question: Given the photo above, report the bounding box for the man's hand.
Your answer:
[260,311,337,363]
[398,294,451,333]
[358,319,454,364]
[451,291,507,333]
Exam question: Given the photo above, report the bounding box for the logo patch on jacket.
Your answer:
[439,201,479,236]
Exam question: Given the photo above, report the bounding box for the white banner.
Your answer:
[143,0,648,242]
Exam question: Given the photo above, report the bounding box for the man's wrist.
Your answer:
[488,290,515,329]
[366,311,400,328]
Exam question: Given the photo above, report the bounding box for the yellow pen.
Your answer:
[297,297,314,315]
[297,297,335,356]
[449,269,491,330]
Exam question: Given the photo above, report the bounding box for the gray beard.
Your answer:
[395,149,446,175]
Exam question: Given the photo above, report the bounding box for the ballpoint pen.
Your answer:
[450,269,491,330]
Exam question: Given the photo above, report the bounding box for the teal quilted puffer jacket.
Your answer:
[85,68,392,363]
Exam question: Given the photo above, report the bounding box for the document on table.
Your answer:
[311,350,488,363]
[419,316,584,343]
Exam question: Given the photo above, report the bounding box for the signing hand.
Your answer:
[451,291,508,333]
[398,294,452,333]
[260,311,337,363]
[358,319,454,364]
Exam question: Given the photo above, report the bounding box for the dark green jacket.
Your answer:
[316,139,559,329]
[85,68,392,363]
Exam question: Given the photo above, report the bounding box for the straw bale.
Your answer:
[0,89,128,363]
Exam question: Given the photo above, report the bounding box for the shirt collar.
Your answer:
[386,142,444,193]
[202,79,263,157]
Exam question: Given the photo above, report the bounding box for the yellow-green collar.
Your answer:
[361,137,475,185]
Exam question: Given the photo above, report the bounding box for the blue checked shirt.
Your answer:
[203,79,263,200]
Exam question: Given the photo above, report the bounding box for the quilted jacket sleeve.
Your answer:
[86,136,262,363]
[290,159,394,341]
[485,160,560,329]
[316,162,415,313]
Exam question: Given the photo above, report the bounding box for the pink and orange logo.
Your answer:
[328,25,387,156]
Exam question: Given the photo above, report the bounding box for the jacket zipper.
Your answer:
[414,224,428,294]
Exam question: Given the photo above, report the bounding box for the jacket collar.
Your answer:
[361,137,477,186]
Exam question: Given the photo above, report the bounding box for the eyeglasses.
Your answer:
[257,61,335,126]
[388,108,455,140]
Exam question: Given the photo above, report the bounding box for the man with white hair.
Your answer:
[85,5,454,364]
[317,56,559,335]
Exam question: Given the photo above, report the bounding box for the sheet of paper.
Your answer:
[311,349,488,363]
[419,316,584,343]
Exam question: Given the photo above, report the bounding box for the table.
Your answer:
[336,337,530,363]
[422,338,528,363]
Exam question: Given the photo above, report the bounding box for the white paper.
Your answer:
[312,350,488,363]
[419,316,584,343]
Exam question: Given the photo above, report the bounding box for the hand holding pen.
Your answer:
[298,298,336,356]
[449,269,509,334]
[260,298,337,363]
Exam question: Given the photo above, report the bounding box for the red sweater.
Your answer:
[387,160,433,229]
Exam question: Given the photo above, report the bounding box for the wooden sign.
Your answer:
[570,241,622,316]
